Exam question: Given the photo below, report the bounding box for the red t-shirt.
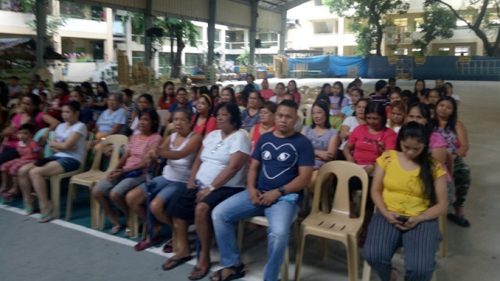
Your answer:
[157,96,175,110]
[348,124,397,165]
[260,89,275,101]
[192,116,217,137]
[17,140,41,160]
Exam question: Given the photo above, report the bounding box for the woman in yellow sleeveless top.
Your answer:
[363,122,447,281]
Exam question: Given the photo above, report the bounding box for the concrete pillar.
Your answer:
[125,15,133,65]
[35,0,47,69]
[206,0,216,83]
[207,0,216,66]
[144,0,153,67]
[249,0,258,74]
[220,28,226,66]
[51,0,61,53]
[279,8,287,55]
[338,18,344,56]
[153,51,160,78]
[104,8,114,62]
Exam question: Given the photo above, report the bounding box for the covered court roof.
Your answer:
[64,0,310,32]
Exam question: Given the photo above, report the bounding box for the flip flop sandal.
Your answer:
[210,264,245,281]
[110,225,126,235]
[189,266,211,280]
[37,205,53,223]
[38,212,53,223]
[134,236,164,251]
[161,255,193,271]
[162,238,173,253]
[3,191,19,202]
[188,266,211,281]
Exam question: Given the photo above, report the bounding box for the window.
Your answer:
[194,26,203,45]
[343,46,357,56]
[113,14,126,36]
[314,0,324,6]
[257,32,278,48]
[455,46,470,56]
[132,51,145,64]
[414,18,424,32]
[215,29,222,48]
[393,48,408,55]
[226,54,239,64]
[313,20,337,34]
[62,38,101,62]
[256,54,273,65]
[60,2,105,21]
[393,18,408,33]
[438,47,451,56]
[158,53,172,76]
[185,53,204,66]
[226,30,246,49]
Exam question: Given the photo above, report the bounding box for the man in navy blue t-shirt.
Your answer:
[211,100,314,281]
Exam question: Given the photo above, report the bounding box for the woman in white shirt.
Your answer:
[162,102,251,281]
[20,101,87,222]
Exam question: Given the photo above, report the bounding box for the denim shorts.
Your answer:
[35,156,81,172]
[138,175,186,202]
[55,157,81,172]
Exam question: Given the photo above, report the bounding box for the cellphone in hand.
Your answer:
[396,215,410,223]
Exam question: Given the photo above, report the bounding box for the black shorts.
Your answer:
[166,186,244,222]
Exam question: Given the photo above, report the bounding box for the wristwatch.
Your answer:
[278,186,286,195]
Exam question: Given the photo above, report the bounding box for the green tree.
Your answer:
[413,4,456,55]
[425,0,500,56]
[236,49,250,66]
[324,0,410,56]
[159,18,198,78]
[126,14,199,78]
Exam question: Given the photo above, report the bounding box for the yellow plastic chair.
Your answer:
[294,161,369,281]
[237,216,291,281]
[65,134,128,229]
[438,214,447,257]
[48,140,92,219]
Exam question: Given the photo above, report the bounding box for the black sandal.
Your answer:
[447,213,471,227]
[210,264,245,281]
[161,255,193,271]
[189,265,211,280]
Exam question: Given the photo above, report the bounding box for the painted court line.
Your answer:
[0,204,260,281]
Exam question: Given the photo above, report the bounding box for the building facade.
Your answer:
[287,0,499,57]
[0,0,281,82]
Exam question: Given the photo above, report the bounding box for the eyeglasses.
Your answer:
[211,140,224,153]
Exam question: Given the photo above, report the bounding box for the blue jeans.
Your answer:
[211,189,298,281]
[138,176,186,203]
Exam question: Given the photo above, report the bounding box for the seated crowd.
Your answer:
[0,75,470,281]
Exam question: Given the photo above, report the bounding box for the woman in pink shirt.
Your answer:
[286,80,301,104]
[343,101,397,175]
[92,108,162,235]
[260,78,274,101]
[0,94,59,167]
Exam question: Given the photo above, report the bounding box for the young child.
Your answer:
[0,123,40,202]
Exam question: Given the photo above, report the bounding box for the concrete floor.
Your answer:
[0,79,499,281]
